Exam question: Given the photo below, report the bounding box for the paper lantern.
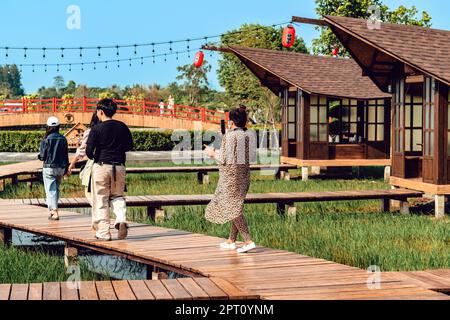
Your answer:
[193,51,204,68]
[282,25,296,48]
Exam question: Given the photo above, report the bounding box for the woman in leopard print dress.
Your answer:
[205,106,256,253]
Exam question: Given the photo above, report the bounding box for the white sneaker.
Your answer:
[220,242,236,250]
[237,242,256,253]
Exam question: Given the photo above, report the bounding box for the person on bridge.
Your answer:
[86,99,134,241]
[67,112,100,205]
[38,116,69,221]
[204,106,256,253]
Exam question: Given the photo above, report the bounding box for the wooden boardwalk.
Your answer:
[0,200,447,300]
[384,270,450,294]
[0,278,257,300]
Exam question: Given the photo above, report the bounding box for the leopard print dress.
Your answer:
[205,128,251,225]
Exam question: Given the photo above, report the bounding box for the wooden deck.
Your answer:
[383,270,450,294]
[281,156,391,167]
[0,200,447,300]
[0,278,257,300]
[13,189,423,218]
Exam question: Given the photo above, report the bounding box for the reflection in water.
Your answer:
[12,230,184,280]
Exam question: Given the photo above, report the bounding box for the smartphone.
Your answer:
[220,120,226,135]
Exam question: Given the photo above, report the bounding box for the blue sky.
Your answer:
[0,0,448,94]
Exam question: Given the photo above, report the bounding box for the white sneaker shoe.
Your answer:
[237,242,256,253]
[220,242,236,250]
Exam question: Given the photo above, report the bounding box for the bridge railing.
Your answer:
[0,98,227,125]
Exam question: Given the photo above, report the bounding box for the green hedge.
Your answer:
[0,129,280,153]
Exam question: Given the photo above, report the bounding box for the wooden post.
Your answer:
[390,186,400,210]
[0,228,12,247]
[399,200,410,215]
[64,244,78,268]
[152,267,169,280]
[434,195,446,219]
[287,203,296,217]
[276,203,286,216]
[145,265,155,280]
[301,167,309,181]
[282,171,291,181]
[384,166,391,182]
[197,172,209,185]
[380,199,390,212]
[311,166,321,175]
[0,179,4,192]
[11,175,18,187]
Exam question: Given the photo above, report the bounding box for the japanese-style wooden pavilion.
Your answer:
[222,46,391,180]
[319,15,450,217]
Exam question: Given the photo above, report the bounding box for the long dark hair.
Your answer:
[228,105,248,128]
[45,125,60,138]
[89,112,100,127]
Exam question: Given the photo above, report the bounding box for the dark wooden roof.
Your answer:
[324,15,450,89]
[228,46,389,99]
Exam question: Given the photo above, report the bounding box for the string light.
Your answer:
[60,48,64,59]
[81,62,84,71]
[134,44,137,55]
[93,62,96,70]
[116,45,119,56]
[129,58,132,67]
[23,48,27,59]
[0,22,289,58]
[57,64,59,72]
[5,47,8,59]
[79,47,83,58]
[141,57,143,65]
[42,48,46,59]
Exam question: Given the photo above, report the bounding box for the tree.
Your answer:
[312,0,432,56]
[53,76,65,94]
[176,61,211,106]
[0,65,24,98]
[217,24,308,123]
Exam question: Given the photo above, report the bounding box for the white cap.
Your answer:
[46,116,60,127]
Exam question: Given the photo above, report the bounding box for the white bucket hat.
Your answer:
[46,116,60,127]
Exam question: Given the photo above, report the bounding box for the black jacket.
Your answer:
[38,132,69,169]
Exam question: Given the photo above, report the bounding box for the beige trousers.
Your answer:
[91,163,127,238]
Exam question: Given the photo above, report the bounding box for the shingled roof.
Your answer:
[228,46,389,99]
[324,15,450,87]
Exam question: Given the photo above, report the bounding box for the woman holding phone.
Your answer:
[204,105,256,253]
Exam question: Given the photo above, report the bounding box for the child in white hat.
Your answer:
[38,116,69,220]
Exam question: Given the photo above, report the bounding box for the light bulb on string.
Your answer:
[32,64,35,73]
[117,60,120,68]
[116,45,119,56]
[141,57,143,65]
[23,48,27,59]
[57,64,60,72]
[19,64,22,72]
[98,47,101,57]
[129,59,132,67]
[44,64,47,72]
[176,52,179,60]
[94,62,96,70]
[69,64,72,72]
[81,62,84,71]
[164,54,167,62]
[187,39,190,58]
[42,48,46,59]
[134,44,137,55]
[105,61,108,69]
[152,43,155,54]
[79,47,83,58]
[60,48,64,59]
[5,47,8,59]
[152,55,155,64]
[169,41,173,53]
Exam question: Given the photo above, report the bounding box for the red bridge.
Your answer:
[0,98,227,130]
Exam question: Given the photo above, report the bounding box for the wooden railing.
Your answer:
[0,98,228,125]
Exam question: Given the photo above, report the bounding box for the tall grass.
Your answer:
[0,246,106,283]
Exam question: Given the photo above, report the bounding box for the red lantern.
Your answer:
[193,51,204,68]
[332,47,339,56]
[282,25,296,48]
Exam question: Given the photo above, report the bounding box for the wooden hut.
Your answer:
[225,46,391,180]
[321,15,450,217]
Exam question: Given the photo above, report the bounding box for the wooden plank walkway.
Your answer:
[0,278,256,300]
[384,270,450,293]
[0,200,447,300]
[14,189,423,217]
[0,160,42,179]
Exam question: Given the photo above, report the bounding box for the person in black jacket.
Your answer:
[86,99,133,241]
[38,116,69,220]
